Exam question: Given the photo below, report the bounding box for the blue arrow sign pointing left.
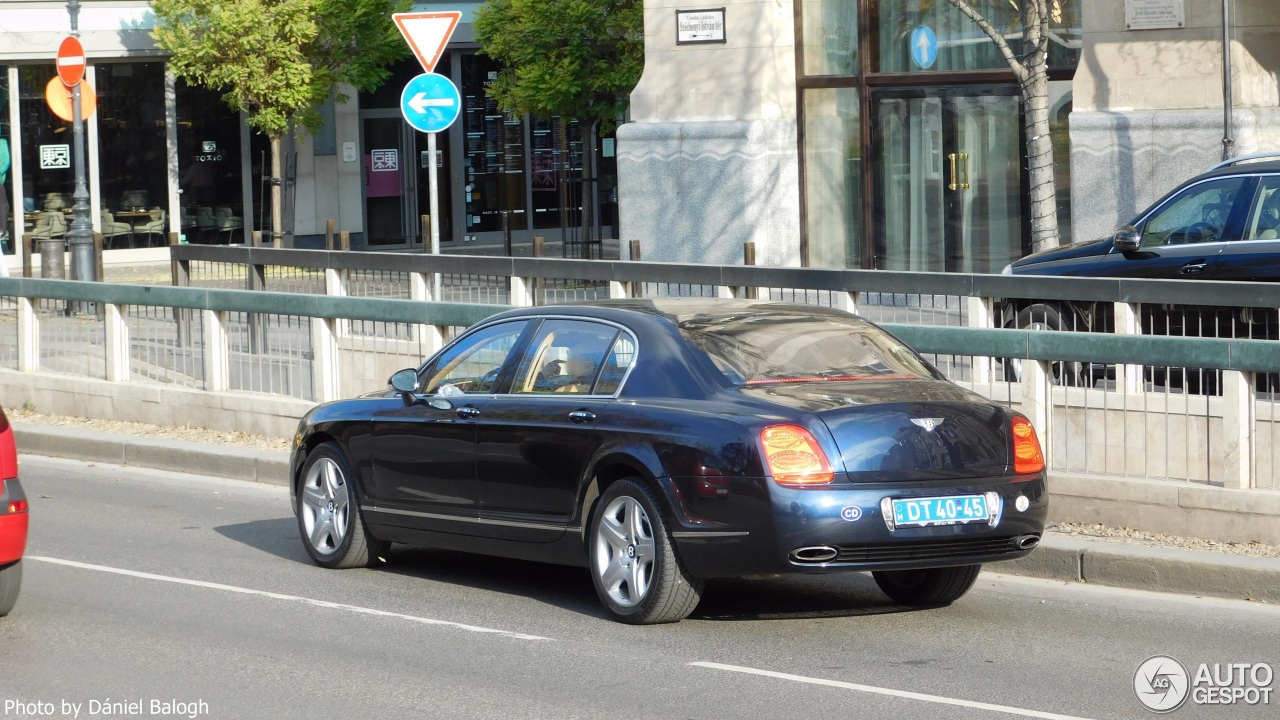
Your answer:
[400,72,460,133]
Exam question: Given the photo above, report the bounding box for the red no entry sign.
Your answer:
[57,36,86,88]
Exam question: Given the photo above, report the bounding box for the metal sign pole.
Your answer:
[428,131,441,299]
[66,0,94,284]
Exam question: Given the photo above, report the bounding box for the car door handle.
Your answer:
[568,410,596,424]
[1181,261,1208,275]
[456,406,481,420]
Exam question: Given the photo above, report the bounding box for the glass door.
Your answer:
[871,86,1025,273]
[361,113,416,247]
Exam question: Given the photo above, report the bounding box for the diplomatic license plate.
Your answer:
[891,495,989,528]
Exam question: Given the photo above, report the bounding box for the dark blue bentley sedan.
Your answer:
[290,299,1047,624]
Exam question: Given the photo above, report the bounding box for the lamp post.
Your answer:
[65,0,95,283]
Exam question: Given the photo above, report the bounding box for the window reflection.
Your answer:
[803,88,863,269]
[462,55,527,233]
[177,80,244,244]
[96,62,168,245]
[18,66,73,242]
[801,0,858,76]
[0,67,10,255]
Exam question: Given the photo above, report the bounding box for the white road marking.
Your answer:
[28,556,551,642]
[689,662,1097,720]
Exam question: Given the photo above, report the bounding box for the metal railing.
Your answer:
[11,245,1280,491]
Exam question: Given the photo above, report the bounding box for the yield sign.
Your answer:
[393,11,461,73]
[57,36,86,87]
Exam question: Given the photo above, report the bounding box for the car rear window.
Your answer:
[677,312,938,386]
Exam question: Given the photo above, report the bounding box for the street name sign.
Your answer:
[676,9,726,45]
[400,72,460,134]
[393,11,461,73]
[56,36,86,87]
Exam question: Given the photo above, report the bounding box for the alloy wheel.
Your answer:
[593,496,657,607]
[300,457,350,556]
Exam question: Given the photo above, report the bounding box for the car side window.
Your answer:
[595,333,637,395]
[511,320,620,395]
[1142,178,1246,247]
[1243,176,1280,241]
[421,321,528,395]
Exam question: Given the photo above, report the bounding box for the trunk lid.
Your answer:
[739,380,1012,482]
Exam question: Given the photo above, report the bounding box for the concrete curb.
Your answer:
[995,535,1280,604]
[15,425,290,487]
[15,423,1280,605]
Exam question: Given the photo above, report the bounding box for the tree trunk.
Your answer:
[1022,64,1059,254]
[270,134,283,247]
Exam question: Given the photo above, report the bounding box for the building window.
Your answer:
[462,54,527,233]
[177,80,244,244]
[801,0,859,76]
[874,1,1080,74]
[0,67,11,254]
[96,62,168,244]
[803,87,863,268]
[17,66,74,246]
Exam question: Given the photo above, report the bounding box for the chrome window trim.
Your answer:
[364,505,580,533]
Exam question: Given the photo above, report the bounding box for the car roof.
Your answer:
[1193,159,1280,182]
[493,298,860,329]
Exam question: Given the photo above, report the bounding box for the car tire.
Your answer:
[872,564,982,606]
[0,560,21,617]
[1003,304,1084,386]
[297,442,389,569]
[588,478,703,624]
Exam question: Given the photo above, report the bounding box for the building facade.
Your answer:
[5,1,1277,269]
[0,0,610,259]
[618,0,1280,270]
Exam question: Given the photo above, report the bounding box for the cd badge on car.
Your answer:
[911,417,945,432]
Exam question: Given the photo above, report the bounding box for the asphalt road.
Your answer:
[2,456,1277,720]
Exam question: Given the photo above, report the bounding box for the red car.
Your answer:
[0,406,28,616]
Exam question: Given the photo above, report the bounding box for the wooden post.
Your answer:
[252,230,262,247]
[339,230,351,252]
[93,233,105,285]
[325,219,335,251]
[421,214,430,251]
[21,235,32,278]
[532,236,544,258]
[743,242,757,300]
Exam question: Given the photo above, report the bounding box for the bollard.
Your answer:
[252,230,262,247]
[532,236,544,258]
[326,219,335,251]
[39,238,66,279]
[339,230,351,252]
[421,214,430,251]
[627,240,642,297]
[743,242,757,300]
[503,211,513,257]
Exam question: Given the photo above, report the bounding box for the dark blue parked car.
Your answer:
[290,300,1048,624]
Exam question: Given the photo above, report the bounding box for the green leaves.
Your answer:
[474,0,642,134]
[152,0,410,138]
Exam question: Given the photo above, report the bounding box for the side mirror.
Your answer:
[389,368,419,395]
[1113,225,1142,253]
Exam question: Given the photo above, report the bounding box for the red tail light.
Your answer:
[7,499,27,515]
[761,425,835,486]
[1012,417,1045,476]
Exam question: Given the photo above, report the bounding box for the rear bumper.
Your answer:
[0,478,29,565]
[669,474,1048,579]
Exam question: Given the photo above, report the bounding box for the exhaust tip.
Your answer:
[790,545,839,563]
[1015,535,1041,551]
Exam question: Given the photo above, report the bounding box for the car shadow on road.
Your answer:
[693,575,918,622]
[214,517,314,565]
[213,520,930,623]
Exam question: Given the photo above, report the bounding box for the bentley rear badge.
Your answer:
[911,418,945,431]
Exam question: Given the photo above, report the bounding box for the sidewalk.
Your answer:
[13,421,1280,605]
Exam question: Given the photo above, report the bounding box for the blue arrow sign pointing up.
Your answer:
[910,26,937,69]
[400,72,460,134]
